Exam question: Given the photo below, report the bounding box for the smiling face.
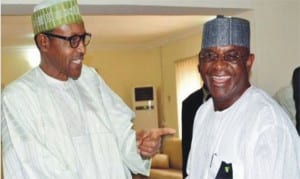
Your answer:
[37,23,88,81]
[198,45,254,110]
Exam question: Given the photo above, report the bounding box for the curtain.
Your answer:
[175,55,202,138]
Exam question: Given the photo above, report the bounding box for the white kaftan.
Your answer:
[2,65,150,179]
[186,86,300,179]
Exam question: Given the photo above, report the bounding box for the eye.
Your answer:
[200,51,218,61]
[224,51,241,61]
[70,35,81,46]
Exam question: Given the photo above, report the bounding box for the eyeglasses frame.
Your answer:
[199,49,250,64]
[42,32,92,48]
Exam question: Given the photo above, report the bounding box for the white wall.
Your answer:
[251,0,300,95]
[157,0,300,132]
[1,0,299,135]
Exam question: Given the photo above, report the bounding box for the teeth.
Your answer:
[212,76,230,80]
[212,76,230,82]
[73,59,81,64]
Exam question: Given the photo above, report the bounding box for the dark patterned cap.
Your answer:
[202,15,250,49]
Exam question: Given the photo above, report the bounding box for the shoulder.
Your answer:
[2,68,40,99]
[245,87,285,114]
[293,67,300,89]
[2,69,43,115]
[244,86,294,129]
[293,66,300,74]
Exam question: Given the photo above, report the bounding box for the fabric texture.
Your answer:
[2,65,150,179]
[186,86,300,179]
[31,0,83,34]
[202,15,250,49]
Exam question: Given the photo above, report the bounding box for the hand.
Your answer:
[136,128,176,158]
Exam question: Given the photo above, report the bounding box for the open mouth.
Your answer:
[211,75,230,86]
[72,59,82,64]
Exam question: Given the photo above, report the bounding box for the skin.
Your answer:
[136,128,176,157]
[198,45,255,111]
[36,23,87,81]
[35,22,176,158]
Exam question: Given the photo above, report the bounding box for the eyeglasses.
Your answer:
[43,32,92,48]
[199,50,249,64]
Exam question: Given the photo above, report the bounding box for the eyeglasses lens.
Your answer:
[70,34,91,48]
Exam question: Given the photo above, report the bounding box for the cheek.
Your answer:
[234,64,248,77]
[199,64,211,79]
[57,50,72,68]
[199,65,207,81]
[54,54,68,70]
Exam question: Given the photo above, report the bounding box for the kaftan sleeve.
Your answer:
[244,108,300,179]
[2,82,80,179]
[1,83,45,179]
[2,102,28,179]
[87,67,151,176]
[1,86,50,179]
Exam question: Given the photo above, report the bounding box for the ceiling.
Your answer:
[2,15,214,50]
[1,1,247,50]
[1,1,249,84]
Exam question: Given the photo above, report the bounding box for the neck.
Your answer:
[213,85,250,111]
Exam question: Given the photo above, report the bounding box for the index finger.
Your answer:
[154,127,176,137]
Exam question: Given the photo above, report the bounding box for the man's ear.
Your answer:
[36,34,50,51]
[246,53,255,73]
[197,63,201,73]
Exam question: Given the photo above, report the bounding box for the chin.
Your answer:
[70,71,82,80]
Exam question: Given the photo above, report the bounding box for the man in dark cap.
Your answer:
[186,15,300,179]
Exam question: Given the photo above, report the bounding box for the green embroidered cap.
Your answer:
[32,0,83,35]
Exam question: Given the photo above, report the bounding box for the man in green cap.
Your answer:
[1,0,175,178]
[186,15,300,179]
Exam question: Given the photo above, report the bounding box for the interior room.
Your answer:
[2,0,299,178]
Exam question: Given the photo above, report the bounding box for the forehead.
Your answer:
[52,23,86,35]
[201,45,249,53]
